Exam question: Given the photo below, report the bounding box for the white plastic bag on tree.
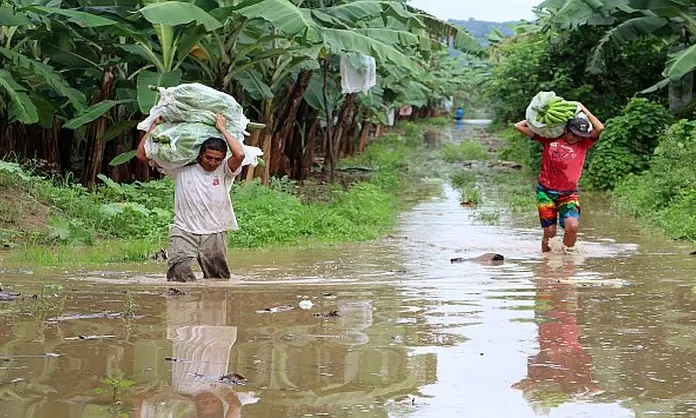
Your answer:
[340,53,377,94]
[137,83,262,170]
[525,91,581,138]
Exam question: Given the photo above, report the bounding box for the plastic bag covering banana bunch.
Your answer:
[138,83,262,171]
[525,91,582,138]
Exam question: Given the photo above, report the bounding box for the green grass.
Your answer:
[442,141,489,163]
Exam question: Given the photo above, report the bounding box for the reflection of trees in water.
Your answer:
[230,293,438,417]
[0,284,442,417]
[581,258,696,417]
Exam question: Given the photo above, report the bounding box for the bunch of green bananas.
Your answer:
[535,97,577,125]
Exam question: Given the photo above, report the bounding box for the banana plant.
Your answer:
[0,1,110,124]
[538,0,696,107]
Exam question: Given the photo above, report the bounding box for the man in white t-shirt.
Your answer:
[137,114,245,282]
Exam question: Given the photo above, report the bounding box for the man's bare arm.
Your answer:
[136,118,162,162]
[579,104,604,141]
[514,120,536,138]
[216,114,245,173]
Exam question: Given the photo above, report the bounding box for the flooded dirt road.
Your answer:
[2,127,696,417]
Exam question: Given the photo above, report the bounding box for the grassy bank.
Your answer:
[0,122,443,266]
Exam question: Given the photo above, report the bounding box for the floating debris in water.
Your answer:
[187,372,247,386]
[166,287,186,297]
[0,353,61,360]
[299,300,314,310]
[47,312,126,322]
[219,372,247,386]
[0,291,20,302]
[314,311,340,318]
[451,253,504,264]
[65,335,117,341]
[256,305,294,314]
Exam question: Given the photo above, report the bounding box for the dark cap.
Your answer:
[566,117,592,137]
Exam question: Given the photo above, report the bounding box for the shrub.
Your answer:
[615,120,696,240]
[585,98,674,190]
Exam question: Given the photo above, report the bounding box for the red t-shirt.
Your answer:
[535,135,595,191]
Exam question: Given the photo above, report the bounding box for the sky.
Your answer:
[408,0,539,22]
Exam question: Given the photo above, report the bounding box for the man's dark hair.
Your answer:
[199,137,228,156]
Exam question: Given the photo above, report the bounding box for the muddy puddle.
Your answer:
[2,126,696,417]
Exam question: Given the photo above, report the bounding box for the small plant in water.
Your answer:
[470,209,502,225]
[459,186,482,206]
[95,373,136,404]
[122,290,136,319]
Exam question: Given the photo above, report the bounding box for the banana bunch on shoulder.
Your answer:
[534,97,577,125]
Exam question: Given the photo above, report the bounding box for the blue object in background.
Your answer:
[454,107,464,120]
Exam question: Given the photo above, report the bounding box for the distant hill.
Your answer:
[449,18,521,46]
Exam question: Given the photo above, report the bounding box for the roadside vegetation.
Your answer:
[0,121,442,266]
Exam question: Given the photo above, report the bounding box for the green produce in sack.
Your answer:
[525,91,580,138]
[138,83,262,170]
[145,123,263,171]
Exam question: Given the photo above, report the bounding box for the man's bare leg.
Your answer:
[562,217,579,249]
[542,224,557,253]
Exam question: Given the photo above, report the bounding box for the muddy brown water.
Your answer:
[2,128,696,417]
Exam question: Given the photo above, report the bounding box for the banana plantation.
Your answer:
[0,0,482,187]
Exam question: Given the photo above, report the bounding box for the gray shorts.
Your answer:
[166,226,231,282]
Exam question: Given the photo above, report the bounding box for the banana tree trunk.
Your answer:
[299,112,319,181]
[0,120,62,173]
[287,103,316,180]
[357,119,371,154]
[81,67,115,188]
[341,105,360,157]
[325,93,357,175]
[270,70,313,177]
[260,99,275,186]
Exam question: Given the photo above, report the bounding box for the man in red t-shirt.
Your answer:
[514,104,604,253]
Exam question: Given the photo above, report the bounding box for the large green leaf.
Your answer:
[109,150,138,166]
[322,28,417,71]
[0,5,30,26]
[29,92,56,129]
[665,43,696,81]
[136,70,182,113]
[587,16,669,74]
[233,0,321,41]
[99,120,139,142]
[236,69,274,100]
[139,1,222,31]
[63,100,133,129]
[641,77,670,94]
[537,0,630,28]
[357,28,434,51]
[26,6,119,27]
[0,69,39,124]
[303,71,341,111]
[0,48,87,112]
[318,1,382,24]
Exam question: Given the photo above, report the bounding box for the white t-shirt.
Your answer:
[168,159,241,234]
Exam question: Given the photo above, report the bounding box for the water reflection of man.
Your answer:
[512,256,601,412]
[136,291,256,418]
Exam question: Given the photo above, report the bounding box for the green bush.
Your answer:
[585,98,674,190]
[488,28,667,124]
[615,120,696,241]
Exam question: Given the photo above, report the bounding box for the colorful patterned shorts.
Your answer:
[536,184,580,229]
